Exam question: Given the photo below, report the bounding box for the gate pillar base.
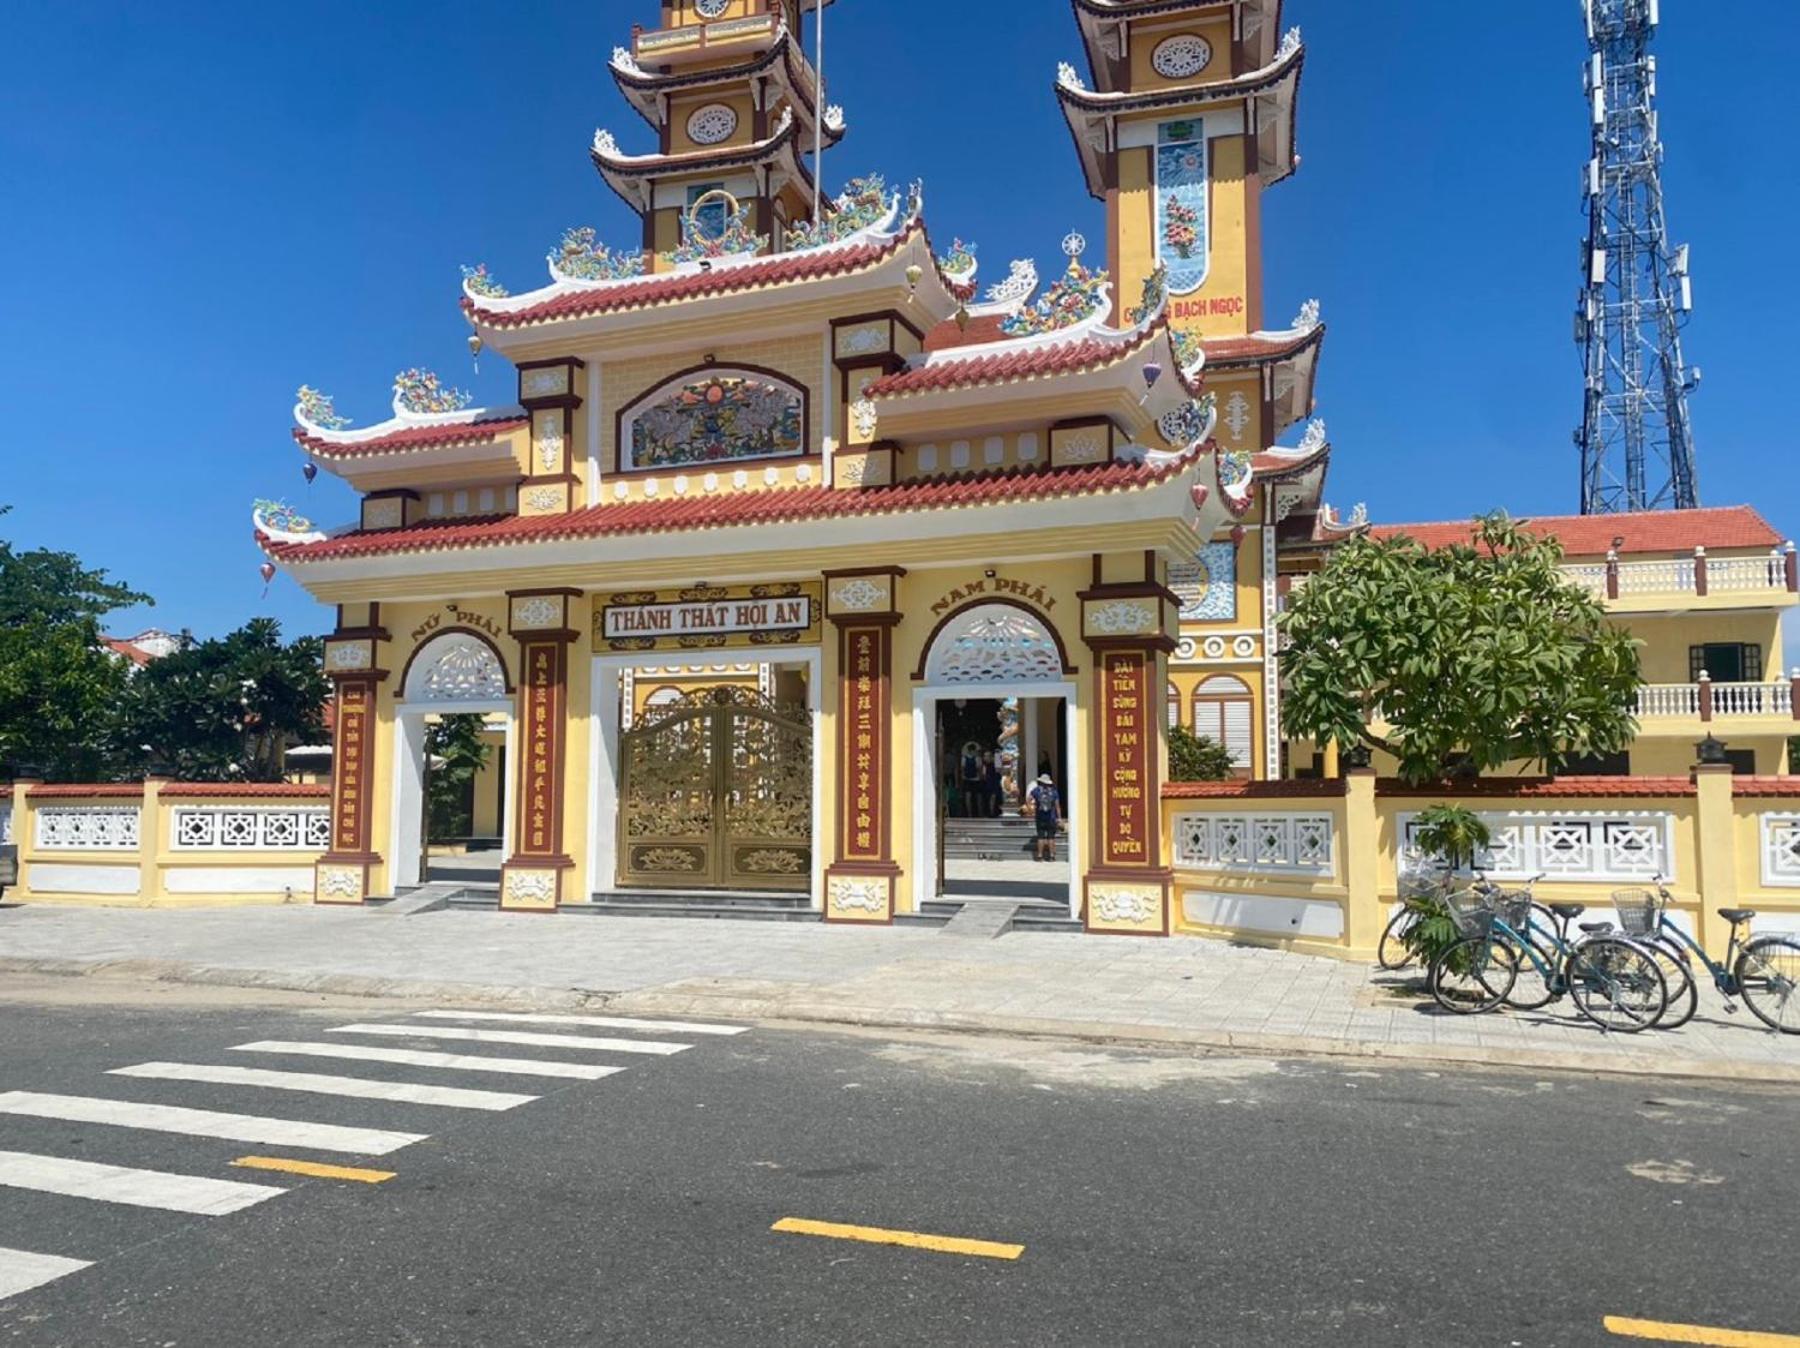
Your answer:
[823,862,900,924]
[500,856,574,912]
[1082,868,1173,936]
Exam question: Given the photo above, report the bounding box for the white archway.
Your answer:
[391,631,516,890]
[914,601,1080,917]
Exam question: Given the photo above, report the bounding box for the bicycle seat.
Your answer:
[1549,903,1586,920]
[1718,907,1757,924]
[1578,921,1615,934]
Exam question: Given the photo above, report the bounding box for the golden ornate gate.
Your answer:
[617,686,811,890]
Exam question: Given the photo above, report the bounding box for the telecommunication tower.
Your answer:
[1574,0,1700,514]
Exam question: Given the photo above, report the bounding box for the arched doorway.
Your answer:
[913,601,1079,914]
[1192,674,1254,778]
[392,631,514,889]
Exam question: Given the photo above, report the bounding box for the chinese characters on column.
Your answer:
[843,626,885,861]
[516,641,565,858]
[1102,651,1150,866]
[332,681,371,853]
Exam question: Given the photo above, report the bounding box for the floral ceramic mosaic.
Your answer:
[1157,391,1215,446]
[999,259,1108,338]
[1156,120,1210,293]
[550,227,647,282]
[624,374,804,470]
[1129,263,1169,326]
[460,263,508,298]
[1171,328,1203,372]
[295,385,350,430]
[253,499,318,536]
[937,237,978,277]
[392,369,472,415]
[784,174,890,250]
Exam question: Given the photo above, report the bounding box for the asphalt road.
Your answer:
[0,976,1795,1347]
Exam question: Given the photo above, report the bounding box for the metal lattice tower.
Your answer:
[1574,0,1700,514]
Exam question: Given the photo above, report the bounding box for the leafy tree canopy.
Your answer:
[1168,725,1235,782]
[1277,511,1642,785]
[116,618,327,782]
[0,619,133,781]
[425,713,494,840]
[0,507,152,628]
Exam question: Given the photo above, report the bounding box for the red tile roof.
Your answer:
[1201,326,1322,365]
[1732,776,1800,797]
[1162,779,1346,798]
[294,414,527,458]
[868,329,1158,398]
[923,313,1011,352]
[26,783,146,797]
[268,458,1191,565]
[1375,775,1696,798]
[466,231,907,330]
[159,782,330,798]
[102,638,154,668]
[1368,506,1784,557]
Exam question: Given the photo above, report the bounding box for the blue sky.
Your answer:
[3,1,1796,644]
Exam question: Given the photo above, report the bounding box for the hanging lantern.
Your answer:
[954,304,970,332]
[301,461,318,485]
[904,263,923,293]
[258,561,277,588]
[1142,362,1163,389]
[467,332,483,374]
[1190,484,1209,510]
[1229,524,1246,546]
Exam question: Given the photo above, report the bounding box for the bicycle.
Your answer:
[1380,867,1562,973]
[1611,877,1800,1034]
[1429,878,1668,1032]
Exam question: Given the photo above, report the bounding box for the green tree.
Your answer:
[1278,512,1641,784]
[0,620,131,780]
[0,507,152,628]
[425,714,493,841]
[117,619,327,781]
[1168,724,1234,781]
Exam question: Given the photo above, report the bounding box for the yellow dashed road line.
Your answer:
[230,1156,395,1184]
[772,1217,1023,1261]
[1605,1315,1800,1346]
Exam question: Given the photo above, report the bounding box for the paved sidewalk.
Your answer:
[2,904,1797,1083]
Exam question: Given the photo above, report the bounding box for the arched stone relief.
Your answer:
[616,364,807,473]
[922,602,1067,686]
[402,631,510,706]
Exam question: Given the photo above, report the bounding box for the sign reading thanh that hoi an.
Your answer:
[593,582,821,653]
[1102,650,1151,866]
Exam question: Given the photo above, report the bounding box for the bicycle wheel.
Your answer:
[1430,934,1517,1014]
[1736,936,1800,1034]
[1566,937,1666,1033]
[1377,909,1416,971]
[1646,936,1698,1032]
[1496,929,1558,1011]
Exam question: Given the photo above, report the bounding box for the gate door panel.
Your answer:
[618,687,810,891]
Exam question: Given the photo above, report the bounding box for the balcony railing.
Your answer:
[1634,677,1797,722]
[1563,545,1797,603]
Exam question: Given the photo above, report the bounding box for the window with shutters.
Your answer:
[1167,682,1180,729]
[1689,643,1761,683]
[1192,674,1254,776]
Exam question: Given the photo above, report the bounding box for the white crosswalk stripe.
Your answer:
[0,1091,427,1157]
[0,1245,93,1299]
[108,1063,537,1112]
[230,1041,626,1081]
[328,1023,691,1056]
[0,1149,284,1215]
[411,1010,748,1036]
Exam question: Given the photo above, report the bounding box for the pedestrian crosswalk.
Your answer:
[0,1005,748,1306]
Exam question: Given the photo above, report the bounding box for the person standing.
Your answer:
[959,743,982,820]
[981,750,1002,818]
[1029,773,1062,861]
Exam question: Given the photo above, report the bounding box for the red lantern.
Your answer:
[1190,484,1209,510]
[1230,524,1246,546]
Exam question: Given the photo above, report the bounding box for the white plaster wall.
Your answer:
[162,867,316,895]
[1183,889,1345,940]
[28,864,139,895]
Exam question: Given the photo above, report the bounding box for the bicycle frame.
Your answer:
[1653,916,1742,996]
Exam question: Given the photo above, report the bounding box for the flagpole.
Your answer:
[813,0,824,221]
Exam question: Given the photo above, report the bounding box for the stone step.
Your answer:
[571,901,819,923]
[590,889,812,911]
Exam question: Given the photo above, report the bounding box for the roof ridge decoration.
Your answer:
[1318,501,1369,531]
[1254,296,1320,341]
[783,173,901,252]
[996,233,1110,341]
[936,237,978,290]
[549,227,649,285]
[660,200,766,268]
[460,264,508,299]
[393,368,473,417]
[293,375,520,446]
[966,258,1039,318]
[593,103,797,169]
[296,386,350,432]
[252,499,326,547]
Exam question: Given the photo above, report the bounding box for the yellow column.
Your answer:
[1341,768,1382,957]
[138,775,166,903]
[1691,762,1738,958]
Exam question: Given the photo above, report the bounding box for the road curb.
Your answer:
[4,955,1798,1086]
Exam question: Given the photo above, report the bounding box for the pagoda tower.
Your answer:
[1057,2,1316,460]
[601,0,842,268]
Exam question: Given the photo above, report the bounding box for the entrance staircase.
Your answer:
[942,815,1067,862]
[579,889,817,922]
[896,896,1083,935]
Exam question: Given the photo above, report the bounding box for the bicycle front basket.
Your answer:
[1442,885,1496,938]
[1611,887,1663,937]
[1490,889,1533,933]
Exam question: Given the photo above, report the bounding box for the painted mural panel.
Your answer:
[622,371,805,470]
[1171,541,1237,621]
[1156,119,1210,295]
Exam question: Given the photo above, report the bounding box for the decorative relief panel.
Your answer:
[35,806,141,852]
[510,596,563,631]
[835,323,888,358]
[522,484,567,514]
[621,370,804,471]
[686,102,738,146]
[316,865,364,903]
[828,576,888,614]
[1085,599,1158,638]
[1156,119,1210,295]
[924,604,1064,686]
[521,366,570,399]
[1760,814,1800,888]
[173,808,332,852]
[502,868,558,910]
[362,498,404,531]
[828,874,889,915]
[405,633,508,705]
[1170,541,1238,622]
[1086,880,1165,933]
[1152,33,1213,79]
[325,640,374,672]
[534,410,565,472]
[1174,813,1334,875]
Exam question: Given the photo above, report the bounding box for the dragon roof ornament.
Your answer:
[252,499,326,547]
[1057,61,1086,92]
[966,258,1039,317]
